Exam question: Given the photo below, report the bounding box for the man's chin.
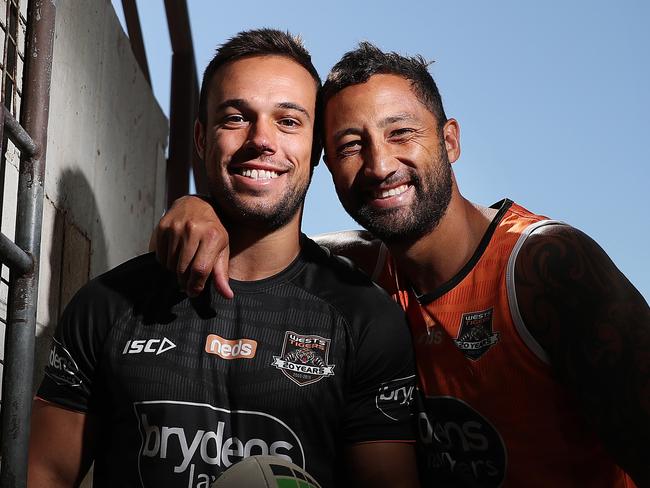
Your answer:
[348,207,402,240]
[346,206,436,244]
[220,201,301,232]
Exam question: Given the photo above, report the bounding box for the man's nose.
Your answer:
[363,141,398,180]
[246,118,276,154]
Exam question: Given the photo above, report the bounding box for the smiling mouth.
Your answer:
[234,168,280,180]
[374,184,410,199]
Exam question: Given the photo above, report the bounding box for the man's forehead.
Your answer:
[212,55,317,91]
[328,75,421,113]
[324,74,427,127]
[206,56,317,118]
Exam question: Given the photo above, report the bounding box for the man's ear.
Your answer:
[194,119,206,159]
[442,118,461,164]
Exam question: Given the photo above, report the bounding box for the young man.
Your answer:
[28,32,419,488]
[154,43,650,486]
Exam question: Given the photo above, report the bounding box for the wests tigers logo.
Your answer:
[454,308,500,360]
[272,331,335,386]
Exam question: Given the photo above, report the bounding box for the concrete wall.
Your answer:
[0,0,167,387]
[0,1,166,482]
[34,0,168,349]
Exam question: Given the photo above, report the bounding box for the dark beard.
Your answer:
[215,175,310,232]
[340,150,453,244]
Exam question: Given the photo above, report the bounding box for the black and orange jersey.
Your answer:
[381,199,634,487]
[38,236,416,488]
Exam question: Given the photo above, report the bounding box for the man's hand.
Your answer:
[150,195,233,298]
[150,197,388,298]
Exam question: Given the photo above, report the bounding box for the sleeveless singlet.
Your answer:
[378,199,634,487]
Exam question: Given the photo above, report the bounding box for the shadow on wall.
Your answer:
[33,168,107,389]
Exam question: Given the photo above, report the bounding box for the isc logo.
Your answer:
[205,334,257,359]
[122,337,176,356]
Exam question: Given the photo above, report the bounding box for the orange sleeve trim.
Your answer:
[33,396,88,415]
[349,439,416,445]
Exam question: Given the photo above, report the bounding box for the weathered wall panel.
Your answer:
[31,0,167,372]
[0,2,166,482]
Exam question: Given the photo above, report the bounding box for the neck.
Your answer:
[227,212,302,281]
[388,190,498,296]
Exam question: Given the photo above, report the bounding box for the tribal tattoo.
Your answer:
[514,223,650,485]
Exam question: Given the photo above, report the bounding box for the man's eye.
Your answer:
[278,118,301,128]
[390,128,415,138]
[224,114,245,124]
[337,141,361,156]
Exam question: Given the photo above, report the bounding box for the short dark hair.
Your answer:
[322,41,447,128]
[198,28,322,165]
[199,29,321,124]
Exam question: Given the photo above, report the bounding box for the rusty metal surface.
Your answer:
[165,0,193,206]
[3,104,37,157]
[164,0,209,204]
[164,0,194,54]
[166,51,193,206]
[121,0,150,85]
[0,232,31,274]
[0,0,56,486]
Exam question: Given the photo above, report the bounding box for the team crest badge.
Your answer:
[272,331,335,386]
[454,308,500,360]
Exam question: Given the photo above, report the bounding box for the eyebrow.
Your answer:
[214,99,311,121]
[379,113,417,128]
[276,102,311,121]
[332,127,363,140]
[215,98,247,113]
[332,113,417,140]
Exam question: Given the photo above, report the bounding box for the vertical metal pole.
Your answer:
[167,49,193,206]
[165,0,193,206]
[121,0,150,86]
[0,0,56,486]
[164,0,209,205]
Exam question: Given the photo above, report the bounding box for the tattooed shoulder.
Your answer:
[514,223,650,484]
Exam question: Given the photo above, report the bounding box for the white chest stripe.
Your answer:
[371,242,389,282]
[506,219,566,365]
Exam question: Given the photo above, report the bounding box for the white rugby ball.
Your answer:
[211,455,322,488]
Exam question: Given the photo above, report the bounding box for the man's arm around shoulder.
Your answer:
[150,194,387,295]
[312,229,384,278]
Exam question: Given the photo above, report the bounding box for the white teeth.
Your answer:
[379,184,409,199]
[239,169,279,180]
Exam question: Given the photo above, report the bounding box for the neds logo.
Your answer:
[205,334,257,359]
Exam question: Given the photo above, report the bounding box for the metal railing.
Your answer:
[0,0,56,486]
[0,1,201,484]
[121,0,208,203]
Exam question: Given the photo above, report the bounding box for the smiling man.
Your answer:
[27,31,419,488]
[153,42,650,486]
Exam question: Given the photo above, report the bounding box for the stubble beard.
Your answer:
[213,173,311,232]
[340,148,453,245]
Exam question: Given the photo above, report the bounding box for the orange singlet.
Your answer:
[377,199,634,487]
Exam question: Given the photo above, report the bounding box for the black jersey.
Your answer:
[38,237,416,488]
